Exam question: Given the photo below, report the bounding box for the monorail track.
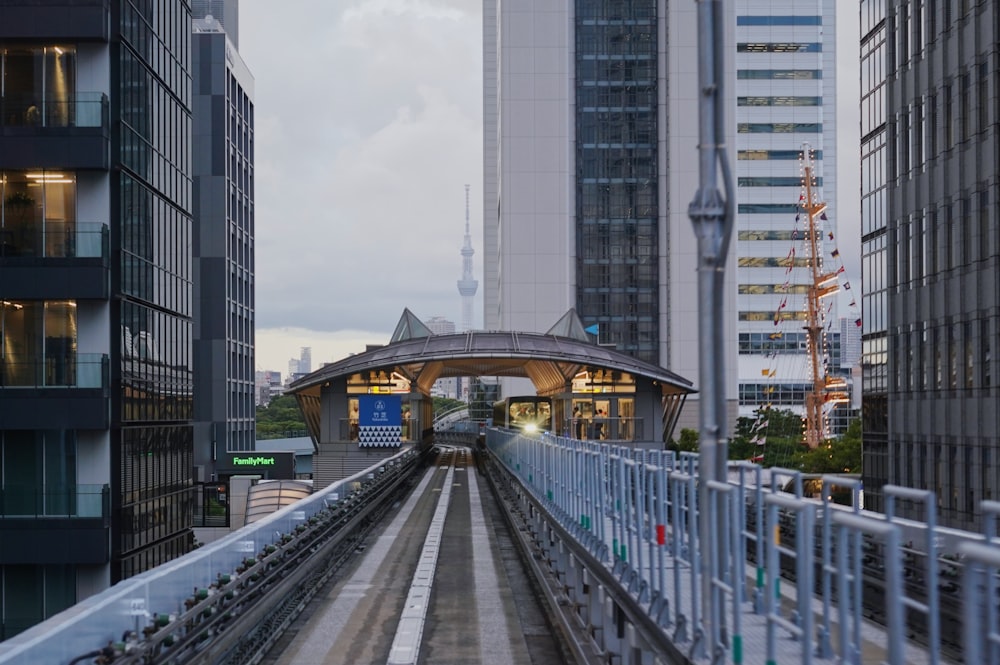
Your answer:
[260,445,570,665]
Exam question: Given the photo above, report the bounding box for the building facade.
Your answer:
[734,1,848,430]
[191,11,255,480]
[0,0,196,637]
[483,0,739,427]
[861,0,999,529]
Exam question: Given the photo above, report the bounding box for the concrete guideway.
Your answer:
[269,446,556,665]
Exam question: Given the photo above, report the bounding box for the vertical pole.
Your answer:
[690,0,734,652]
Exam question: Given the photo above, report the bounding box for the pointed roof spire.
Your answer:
[545,309,593,343]
[390,308,435,343]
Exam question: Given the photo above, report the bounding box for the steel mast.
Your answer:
[800,152,849,447]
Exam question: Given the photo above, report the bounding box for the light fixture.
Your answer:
[53,46,64,55]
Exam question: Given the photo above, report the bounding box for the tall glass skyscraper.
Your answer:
[191,10,256,478]
[861,0,999,530]
[483,0,739,429]
[0,1,195,636]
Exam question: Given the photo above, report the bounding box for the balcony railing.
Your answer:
[0,352,108,388]
[0,222,108,259]
[0,483,109,519]
[0,92,108,129]
[563,416,645,441]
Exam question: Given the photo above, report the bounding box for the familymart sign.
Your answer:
[218,451,294,478]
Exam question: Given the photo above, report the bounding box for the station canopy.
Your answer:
[288,309,696,400]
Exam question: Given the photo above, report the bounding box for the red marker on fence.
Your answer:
[656,524,665,545]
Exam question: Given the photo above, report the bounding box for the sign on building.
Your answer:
[358,394,402,447]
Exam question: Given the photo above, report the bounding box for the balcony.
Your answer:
[0,353,110,429]
[0,0,110,41]
[0,484,110,565]
[0,93,110,170]
[0,223,109,299]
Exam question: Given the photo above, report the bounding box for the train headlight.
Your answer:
[524,423,538,433]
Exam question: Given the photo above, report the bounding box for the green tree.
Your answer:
[728,408,808,467]
[793,418,862,474]
[667,427,700,453]
[433,397,466,417]
[256,394,307,439]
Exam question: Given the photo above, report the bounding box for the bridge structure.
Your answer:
[1,428,999,664]
[286,308,697,488]
[3,310,1000,664]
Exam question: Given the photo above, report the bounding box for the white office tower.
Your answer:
[483,0,738,428]
[457,184,479,332]
[299,347,312,374]
[425,316,457,335]
[734,0,843,422]
[424,317,460,398]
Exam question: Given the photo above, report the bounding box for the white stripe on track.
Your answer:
[467,465,516,665]
[280,466,438,665]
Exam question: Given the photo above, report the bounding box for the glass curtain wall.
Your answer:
[0,171,77,257]
[860,0,889,512]
[0,300,78,387]
[0,430,78,516]
[0,46,76,127]
[574,0,659,363]
[113,0,195,583]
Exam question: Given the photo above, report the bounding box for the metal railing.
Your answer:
[0,484,109,519]
[562,415,645,441]
[0,221,108,258]
[0,92,109,129]
[0,352,108,388]
[486,429,990,664]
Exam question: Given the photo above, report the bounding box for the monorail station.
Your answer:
[287,309,696,487]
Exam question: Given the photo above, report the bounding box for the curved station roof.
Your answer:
[289,309,696,399]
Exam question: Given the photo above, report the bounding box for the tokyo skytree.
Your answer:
[457,184,478,331]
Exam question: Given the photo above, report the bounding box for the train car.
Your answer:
[492,396,552,433]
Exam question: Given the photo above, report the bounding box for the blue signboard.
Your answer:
[358,394,402,447]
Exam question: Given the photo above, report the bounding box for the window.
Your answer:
[737,42,822,53]
[738,123,822,133]
[960,71,971,141]
[738,177,818,187]
[737,16,822,26]
[737,203,803,214]
[0,46,78,128]
[943,82,954,149]
[738,70,822,80]
[738,96,822,107]
[983,319,991,389]
[738,150,822,160]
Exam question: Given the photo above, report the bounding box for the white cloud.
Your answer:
[240,1,483,371]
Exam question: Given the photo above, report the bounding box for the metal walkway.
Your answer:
[484,429,996,665]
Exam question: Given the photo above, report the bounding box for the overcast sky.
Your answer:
[240,1,484,372]
[238,1,862,375]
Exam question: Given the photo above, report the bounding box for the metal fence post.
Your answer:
[884,485,939,665]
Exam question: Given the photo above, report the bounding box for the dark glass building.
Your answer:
[191,11,255,479]
[861,0,999,530]
[483,0,738,428]
[0,0,195,636]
